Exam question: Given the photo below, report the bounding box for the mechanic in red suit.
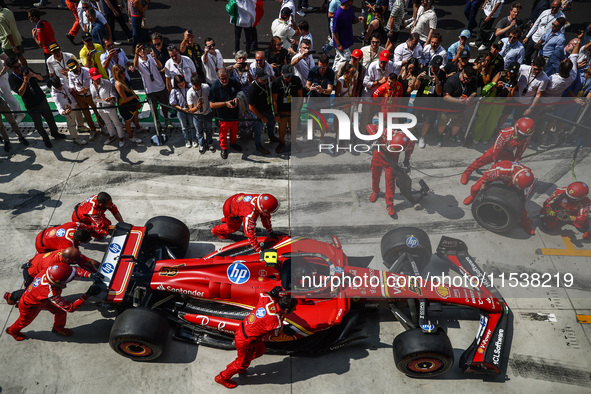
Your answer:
[372,72,403,103]
[72,192,123,238]
[540,181,590,240]
[215,288,297,389]
[4,247,98,305]
[461,117,535,185]
[367,124,415,217]
[5,263,101,341]
[35,222,92,253]
[463,160,535,234]
[211,193,280,253]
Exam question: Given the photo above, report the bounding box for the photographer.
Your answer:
[79,32,107,78]
[180,29,206,83]
[165,44,197,92]
[101,38,134,84]
[201,37,225,85]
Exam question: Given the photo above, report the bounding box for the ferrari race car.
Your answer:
[95,216,511,378]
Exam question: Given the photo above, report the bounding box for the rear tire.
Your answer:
[143,216,190,258]
[380,227,432,273]
[109,307,169,361]
[393,327,454,378]
[471,184,524,233]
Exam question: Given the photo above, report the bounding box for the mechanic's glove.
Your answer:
[544,208,555,217]
[90,272,104,282]
[269,231,280,240]
[269,286,283,299]
[85,284,102,297]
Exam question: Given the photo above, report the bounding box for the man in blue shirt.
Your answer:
[448,30,471,64]
[87,8,107,47]
[332,0,363,71]
[540,17,566,58]
[500,27,524,67]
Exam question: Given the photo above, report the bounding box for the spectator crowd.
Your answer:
[0,0,590,156]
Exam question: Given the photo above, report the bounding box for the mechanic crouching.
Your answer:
[463,160,536,235]
[72,192,124,239]
[540,182,591,240]
[215,287,297,389]
[211,193,281,253]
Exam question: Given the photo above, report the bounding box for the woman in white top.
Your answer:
[335,63,356,97]
[48,76,87,145]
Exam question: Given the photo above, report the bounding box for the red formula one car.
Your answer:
[96,216,511,378]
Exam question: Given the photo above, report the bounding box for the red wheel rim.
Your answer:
[119,341,153,357]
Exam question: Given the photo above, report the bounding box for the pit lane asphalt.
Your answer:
[1,1,591,393]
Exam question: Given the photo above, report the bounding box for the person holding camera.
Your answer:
[165,44,197,91]
[101,38,134,83]
[180,29,206,83]
[48,76,88,146]
[67,58,102,141]
[134,43,172,130]
[188,74,215,154]
[201,37,225,86]
[7,58,65,148]
[79,32,108,78]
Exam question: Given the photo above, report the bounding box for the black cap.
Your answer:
[459,49,470,58]
[256,68,269,81]
[280,7,292,17]
[507,62,520,73]
[430,55,443,68]
[66,58,79,70]
[281,64,294,78]
[492,39,504,49]
[82,32,93,42]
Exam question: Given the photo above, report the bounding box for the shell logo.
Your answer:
[248,314,255,323]
[435,286,450,299]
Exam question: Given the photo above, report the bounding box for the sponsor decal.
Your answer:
[159,263,186,277]
[236,196,244,202]
[56,228,65,237]
[102,263,114,274]
[479,329,493,351]
[268,304,277,313]
[49,229,56,237]
[52,264,58,269]
[441,239,459,248]
[165,286,204,297]
[33,277,41,287]
[258,269,268,277]
[408,278,422,296]
[464,256,491,288]
[157,284,165,291]
[406,235,419,248]
[421,324,435,332]
[109,243,122,254]
[248,314,255,323]
[256,307,266,318]
[227,261,250,284]
[335,266,344,274]
[419,301,425,319]
[492,329,504,365]
[453,289,461,298]
[435,286,450,299]
[243,195,252,202]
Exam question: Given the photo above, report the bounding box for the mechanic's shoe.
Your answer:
[4,292,15,305]
[230,143,243,152]
[5,327,27,341]
[460,172,470,185]
[215,374,237,389]
[221,149,228,159]
[369,192,378,203]
[463,195,474,205]
[52,327,73,337]
[387,206,395,216]
[211,226,228,240]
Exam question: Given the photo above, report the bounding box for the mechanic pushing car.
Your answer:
[72,192,124,239]
[464,160,535,235]
[461,117,535,185]
[211,193,280,252]
[5,263,101,341]
[215,287,297,389]
[367,124,420,217]
[35,221,92,253]
[540,181,591,240]
[4,247,98,305]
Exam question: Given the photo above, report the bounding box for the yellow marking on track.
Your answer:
[539,236,591,257]
[576,315,591,324]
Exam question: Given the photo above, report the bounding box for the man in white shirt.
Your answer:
[363,50,394,97]
[187,74,215,153]
[88,67,126,147]
[134,43,172,130]
[100,39,133,83]
[249,51,275,87]
[393,33,422,75]
[360,32,386,69]
[291,39,314,90]
[514,56,550,120]
[271,7,298,49]
[166,44,197,91]
[473,0,504,51]
[77,0,111,40]
[200,38,224,86]
[48,75,86,145]
[420,32,447,68]
[67,58,101,138]
[410,0,436,45]
[523,0,565,64]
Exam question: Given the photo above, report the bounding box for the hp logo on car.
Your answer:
[102,263,115,274]
[109,243,122,254]
[227,261,250,284]
[406,236,419,248]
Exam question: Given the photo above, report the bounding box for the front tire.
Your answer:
[109,307,169,361]
[393,327,454,378]
[471,183,524,233]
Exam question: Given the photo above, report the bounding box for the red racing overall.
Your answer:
[371,133,414,210]
[541,187,590,238]
[72,194,120,238]
[219,293,283,380]
[27,250,93,284]
[35,222,89,253]
[466,160,534,234]
[462,127,531,182]
[7,272,89,337]
[211,194,273,252]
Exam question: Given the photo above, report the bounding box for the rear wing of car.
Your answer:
[96,222,145,302]
[436,236,511,375]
